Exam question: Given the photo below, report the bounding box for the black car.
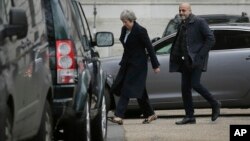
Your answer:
[0,0,53,141]
[163,13,249,37]
[44,0,113,141]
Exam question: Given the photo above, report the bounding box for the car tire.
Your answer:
[0,106,12,141]
[33,100,53,141]
[91,95,107,141]
[80,97,91,141]
[104,87,111,113]
[64,96,91,141]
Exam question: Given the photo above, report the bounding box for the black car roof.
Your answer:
[198,14,249,23]
[170,13,249,23]
[163,13,249,37]
[199,14,243,18]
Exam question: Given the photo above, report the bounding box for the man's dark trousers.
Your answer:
[181,65,218,117]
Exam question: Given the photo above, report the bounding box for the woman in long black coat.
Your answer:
[110,10,160,125]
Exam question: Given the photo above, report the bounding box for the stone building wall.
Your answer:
[79,0,250,57]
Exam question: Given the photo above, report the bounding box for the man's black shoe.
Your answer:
[175,117,196,125]
[212,101,221,121]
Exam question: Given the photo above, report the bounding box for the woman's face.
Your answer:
[122,19,134,30]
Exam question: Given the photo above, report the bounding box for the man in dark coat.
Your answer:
[170,3,221,125]
[110,10,160,125]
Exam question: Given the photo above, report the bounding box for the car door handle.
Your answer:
[246,56,250,60]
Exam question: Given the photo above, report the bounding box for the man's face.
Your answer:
[179,5,191,20]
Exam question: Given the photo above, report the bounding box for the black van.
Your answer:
[0,0,53,141]
[44,0,114,140]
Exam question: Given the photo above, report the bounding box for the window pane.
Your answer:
[28,0,36,27]
[0,0,3,24]
[74,2,89,37]
[155,36,175,52]
[163,20,178,37]
[156,44,172,55]
[3,0,11,23]
[72,1,91,50]
[213,30,250,50]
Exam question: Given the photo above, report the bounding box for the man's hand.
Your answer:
[154,68,160,73]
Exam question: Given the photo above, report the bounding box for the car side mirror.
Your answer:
[0,8,28,42]
[95,32,114,47]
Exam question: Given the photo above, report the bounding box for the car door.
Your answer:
[1,0,27,131]
[201,29,250,103]
[21,0,51,134]
[147,28,250,109]
[5,0,50,137]
[1,0,31,136]
[146,35,201,108]
[71,0,101,110]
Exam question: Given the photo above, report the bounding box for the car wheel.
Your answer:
[104,87,111,113]
[5,107,12,141]
[1,106,13,141]
[82,97,91,141]
[91,95,107,141]
[34,100,53,141]
[64,96,91,141]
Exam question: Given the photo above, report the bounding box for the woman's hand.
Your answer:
[154,68,160,74]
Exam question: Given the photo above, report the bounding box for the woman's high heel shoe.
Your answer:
[108,116,123,125]
[142,114,157,124]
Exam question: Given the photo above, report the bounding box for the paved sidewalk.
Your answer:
[122,109,250,141]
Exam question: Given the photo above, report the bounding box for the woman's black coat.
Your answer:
[111,21,160,98]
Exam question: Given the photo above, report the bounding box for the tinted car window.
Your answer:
[156,43,172,54]
[2,0,11,24]
[28,0,36,27]
[72,1,91,51]
[58,0,70,21]
[162,20,178,37]
[0,0,3,24]
[155,36,175,54]
[213,30,250,50]
[156,29,250,54]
